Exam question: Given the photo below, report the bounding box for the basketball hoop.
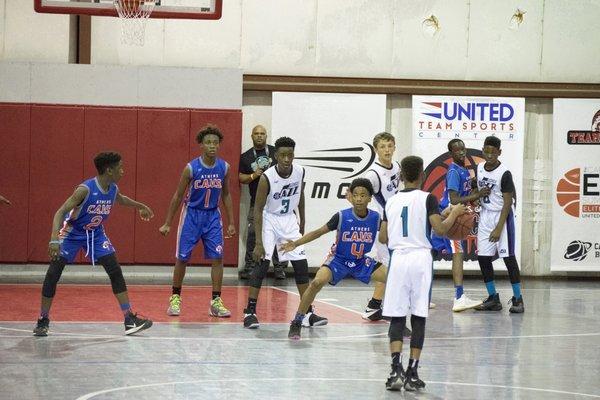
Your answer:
[114,0,156,46]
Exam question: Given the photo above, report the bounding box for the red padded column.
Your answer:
[0,104,31,262]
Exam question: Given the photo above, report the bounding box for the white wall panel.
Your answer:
[391,0,470,80]
[316,0,394,77]
[467,0,544,82]
[3,0,70,62]
[241,0,317,75]
[541,0,600,83]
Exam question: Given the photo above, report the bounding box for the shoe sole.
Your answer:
[302,319,328,328]
[33,330,48,337]
[386,383,402,391]
[167,310,180,316]
[452,302,483,312]
[362,309,383,321]
[509,308,524,313]
[209,309,231,318]
[125,320,153,336]
[244,323,259,329]
[288,335,301,340]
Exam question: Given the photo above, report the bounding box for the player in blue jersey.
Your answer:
[431,139,489,312]
[280,178,388,340]
[159,125,236,318]
[33,152,155,337]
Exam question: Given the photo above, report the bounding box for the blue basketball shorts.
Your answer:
[176,206,223,261]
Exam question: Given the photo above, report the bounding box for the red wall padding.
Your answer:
[0,104,30,262]
[0,103,242,266]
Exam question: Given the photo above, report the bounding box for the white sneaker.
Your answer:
[452,294,483,312]
[429,302,436,309]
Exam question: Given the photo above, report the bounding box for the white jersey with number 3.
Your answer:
[263,164,304,215]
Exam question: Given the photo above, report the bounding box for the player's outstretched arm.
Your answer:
[221,169,236,237]
[48,186,88,260]
[279,224,330,254]
[449,187,490,205]
[159,167,191,236]
[116,192,154,221]
[430,204,466,237]
[252,175,269,262]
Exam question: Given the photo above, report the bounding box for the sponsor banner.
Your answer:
[272,93,386,262]
[552,99,600,271]
[413,95,525,270]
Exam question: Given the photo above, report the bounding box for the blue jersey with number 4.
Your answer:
[186,157,228,210]
[333,208,380,261]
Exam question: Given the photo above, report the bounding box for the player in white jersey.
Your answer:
[380,156,465,392]
[361,132,401,321]
[474,136,524,313]
[243,137,327,329]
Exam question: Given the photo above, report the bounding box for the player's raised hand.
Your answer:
[279,240,296,254]
[225,224,236,238]
[253,243,265,262]
[159,224,171,236]
[138,205,154,221]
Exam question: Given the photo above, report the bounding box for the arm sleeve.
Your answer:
[325,212,340,231]
[500,170,515,193]
[426,194,440,216]
[364,170,380,194]
[446,169,461,192]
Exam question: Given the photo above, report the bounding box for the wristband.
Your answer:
[250,173,255,180]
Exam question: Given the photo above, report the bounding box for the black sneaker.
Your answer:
[475,293,502,311]
[509,296,524,313]
[273,265,286,280]
[404,366,426,391]
[124,312,153,335]
[403,326,412,338]
[243,310,259,329]
[302,312,328,327]
[385,364,405,391]
[33,317,50,337]
[288,320,302,340]
[362,307,383,321]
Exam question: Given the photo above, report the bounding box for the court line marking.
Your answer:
[271,286,366,317]
[0,326,387,341]
[74,377,600,400]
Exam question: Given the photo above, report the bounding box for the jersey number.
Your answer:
[481,184,494,204]
[204,189,211,208]
[281,199,290,214]
[399,206,408,237]
[351,243,365,259]
[85,216,103,230]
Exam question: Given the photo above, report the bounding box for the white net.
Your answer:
[114,0,156,46]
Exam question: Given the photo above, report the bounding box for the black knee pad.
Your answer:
[388,316,406,342]
[98,254,127,294]
[410,315,426,349]
[291,259,309,285]
[249,260,270,289]
[42,258,67,298]
[503,256,521,284]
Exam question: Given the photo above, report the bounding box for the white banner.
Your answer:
[552,99,600,271]
[272,92,386,263]
[412,95,525,270]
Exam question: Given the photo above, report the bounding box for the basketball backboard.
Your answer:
[34,0,222,20]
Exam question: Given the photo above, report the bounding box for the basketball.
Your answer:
[446,209,477,240]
